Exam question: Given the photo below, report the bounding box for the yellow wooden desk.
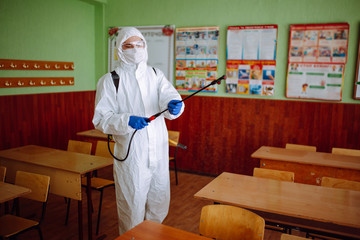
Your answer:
[0,145,113,240]
[251,146,360,185]
[194,172,360,239]
[114,220,211,240]
[0,182,31,204]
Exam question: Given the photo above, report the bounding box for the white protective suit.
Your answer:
[92,27,184,235]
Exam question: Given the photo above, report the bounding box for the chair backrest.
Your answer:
[331,147,360,157]
[321,177,360,191]
[285,143,316,152]
[67,139,92,155]
[168,130,180,147]
[15,171,50,202]
[199,204,265,240]
[281,233,307,240]
[253,168,294,182]
[95,140,115,158]
[0,166,6,182]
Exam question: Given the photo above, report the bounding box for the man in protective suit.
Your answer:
[92,27,184,235]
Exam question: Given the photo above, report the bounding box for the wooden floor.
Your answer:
[3,168,307,240]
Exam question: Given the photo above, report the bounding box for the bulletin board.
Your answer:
[225,25,278,96]
[286,23,349,101]
[174,26,220,92]
[354,37,360,100]
[108,25,175,83]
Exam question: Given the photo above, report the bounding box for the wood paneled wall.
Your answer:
[1,92,359,176]
[0,91,95,151]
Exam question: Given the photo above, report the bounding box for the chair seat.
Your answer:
[0,214,38,237]
[81,177,114,190]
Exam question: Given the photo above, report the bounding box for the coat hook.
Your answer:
[17,81,24,86]
[64,64,69,69]
[30,81,35,86]
[45,64,50,69]
[69,79,74,84]
[50,80,56,85]
[5,81,11,86]
[34,63,40,69]
[60,80,65,85]
[71,64,75,70]
[40,80,46,85]
[10,63,17,68]
[22,63,29,69]
[0,64,4,68]
[55,64,60,69]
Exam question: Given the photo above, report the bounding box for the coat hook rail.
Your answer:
[0,59,74,71]
[0,77,74,88]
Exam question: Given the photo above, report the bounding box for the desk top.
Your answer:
[114,220,210,240]
[194,172,360,229]
[0,145,113,174]
[77,129,107,139]
[251,146,360,170]
[0,182,31,203]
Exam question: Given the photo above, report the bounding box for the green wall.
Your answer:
[105,0,360,103]
[0,0,99,95]
[1,0,359,103]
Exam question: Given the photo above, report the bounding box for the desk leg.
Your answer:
[86,172,93,240]
[78,200,83,240]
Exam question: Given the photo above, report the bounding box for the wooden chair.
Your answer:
[285,143,317,152]
[281,233,307,240]
[199,204,265,240]
[82,140,115,235]
[321,176,360,191]
[64,140,92,225]
[253,168,294,182]
[168,130,187,185]
[331,147,360,157]
[65,140,115,235]
[0,171,50,240]
[0,166,6,182]
[253,168,294,233]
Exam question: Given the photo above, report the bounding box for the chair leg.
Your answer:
[37,226,44,240]
[96,190,104,235]
[65,198,71,225]
[174,158,178,185]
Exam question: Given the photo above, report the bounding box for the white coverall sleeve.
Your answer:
[92,73,133,135]
[155,68,184,120]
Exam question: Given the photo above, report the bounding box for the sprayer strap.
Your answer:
[110,68,157,93]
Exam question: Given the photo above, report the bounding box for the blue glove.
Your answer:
[168,100,183,115]
[128,116,149,130]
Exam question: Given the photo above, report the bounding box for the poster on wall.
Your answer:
[108,25,175,83]
[286,23,349,101]
[175,26,219,92]
[225,25,278,96]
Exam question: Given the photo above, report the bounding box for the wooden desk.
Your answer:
[251,146,360,185]
[0,145,113,240]
[194,172,360,239]
[0,182,31,203]
[77,129,109,155]
[114,220,211,240]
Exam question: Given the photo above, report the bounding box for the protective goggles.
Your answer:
[122,41,145,49]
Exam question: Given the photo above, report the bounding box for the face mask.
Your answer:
[122,48,146,64]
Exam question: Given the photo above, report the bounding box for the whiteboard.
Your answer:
[108,25,175,83]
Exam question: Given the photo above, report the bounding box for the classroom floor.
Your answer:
[4,168,307,240]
